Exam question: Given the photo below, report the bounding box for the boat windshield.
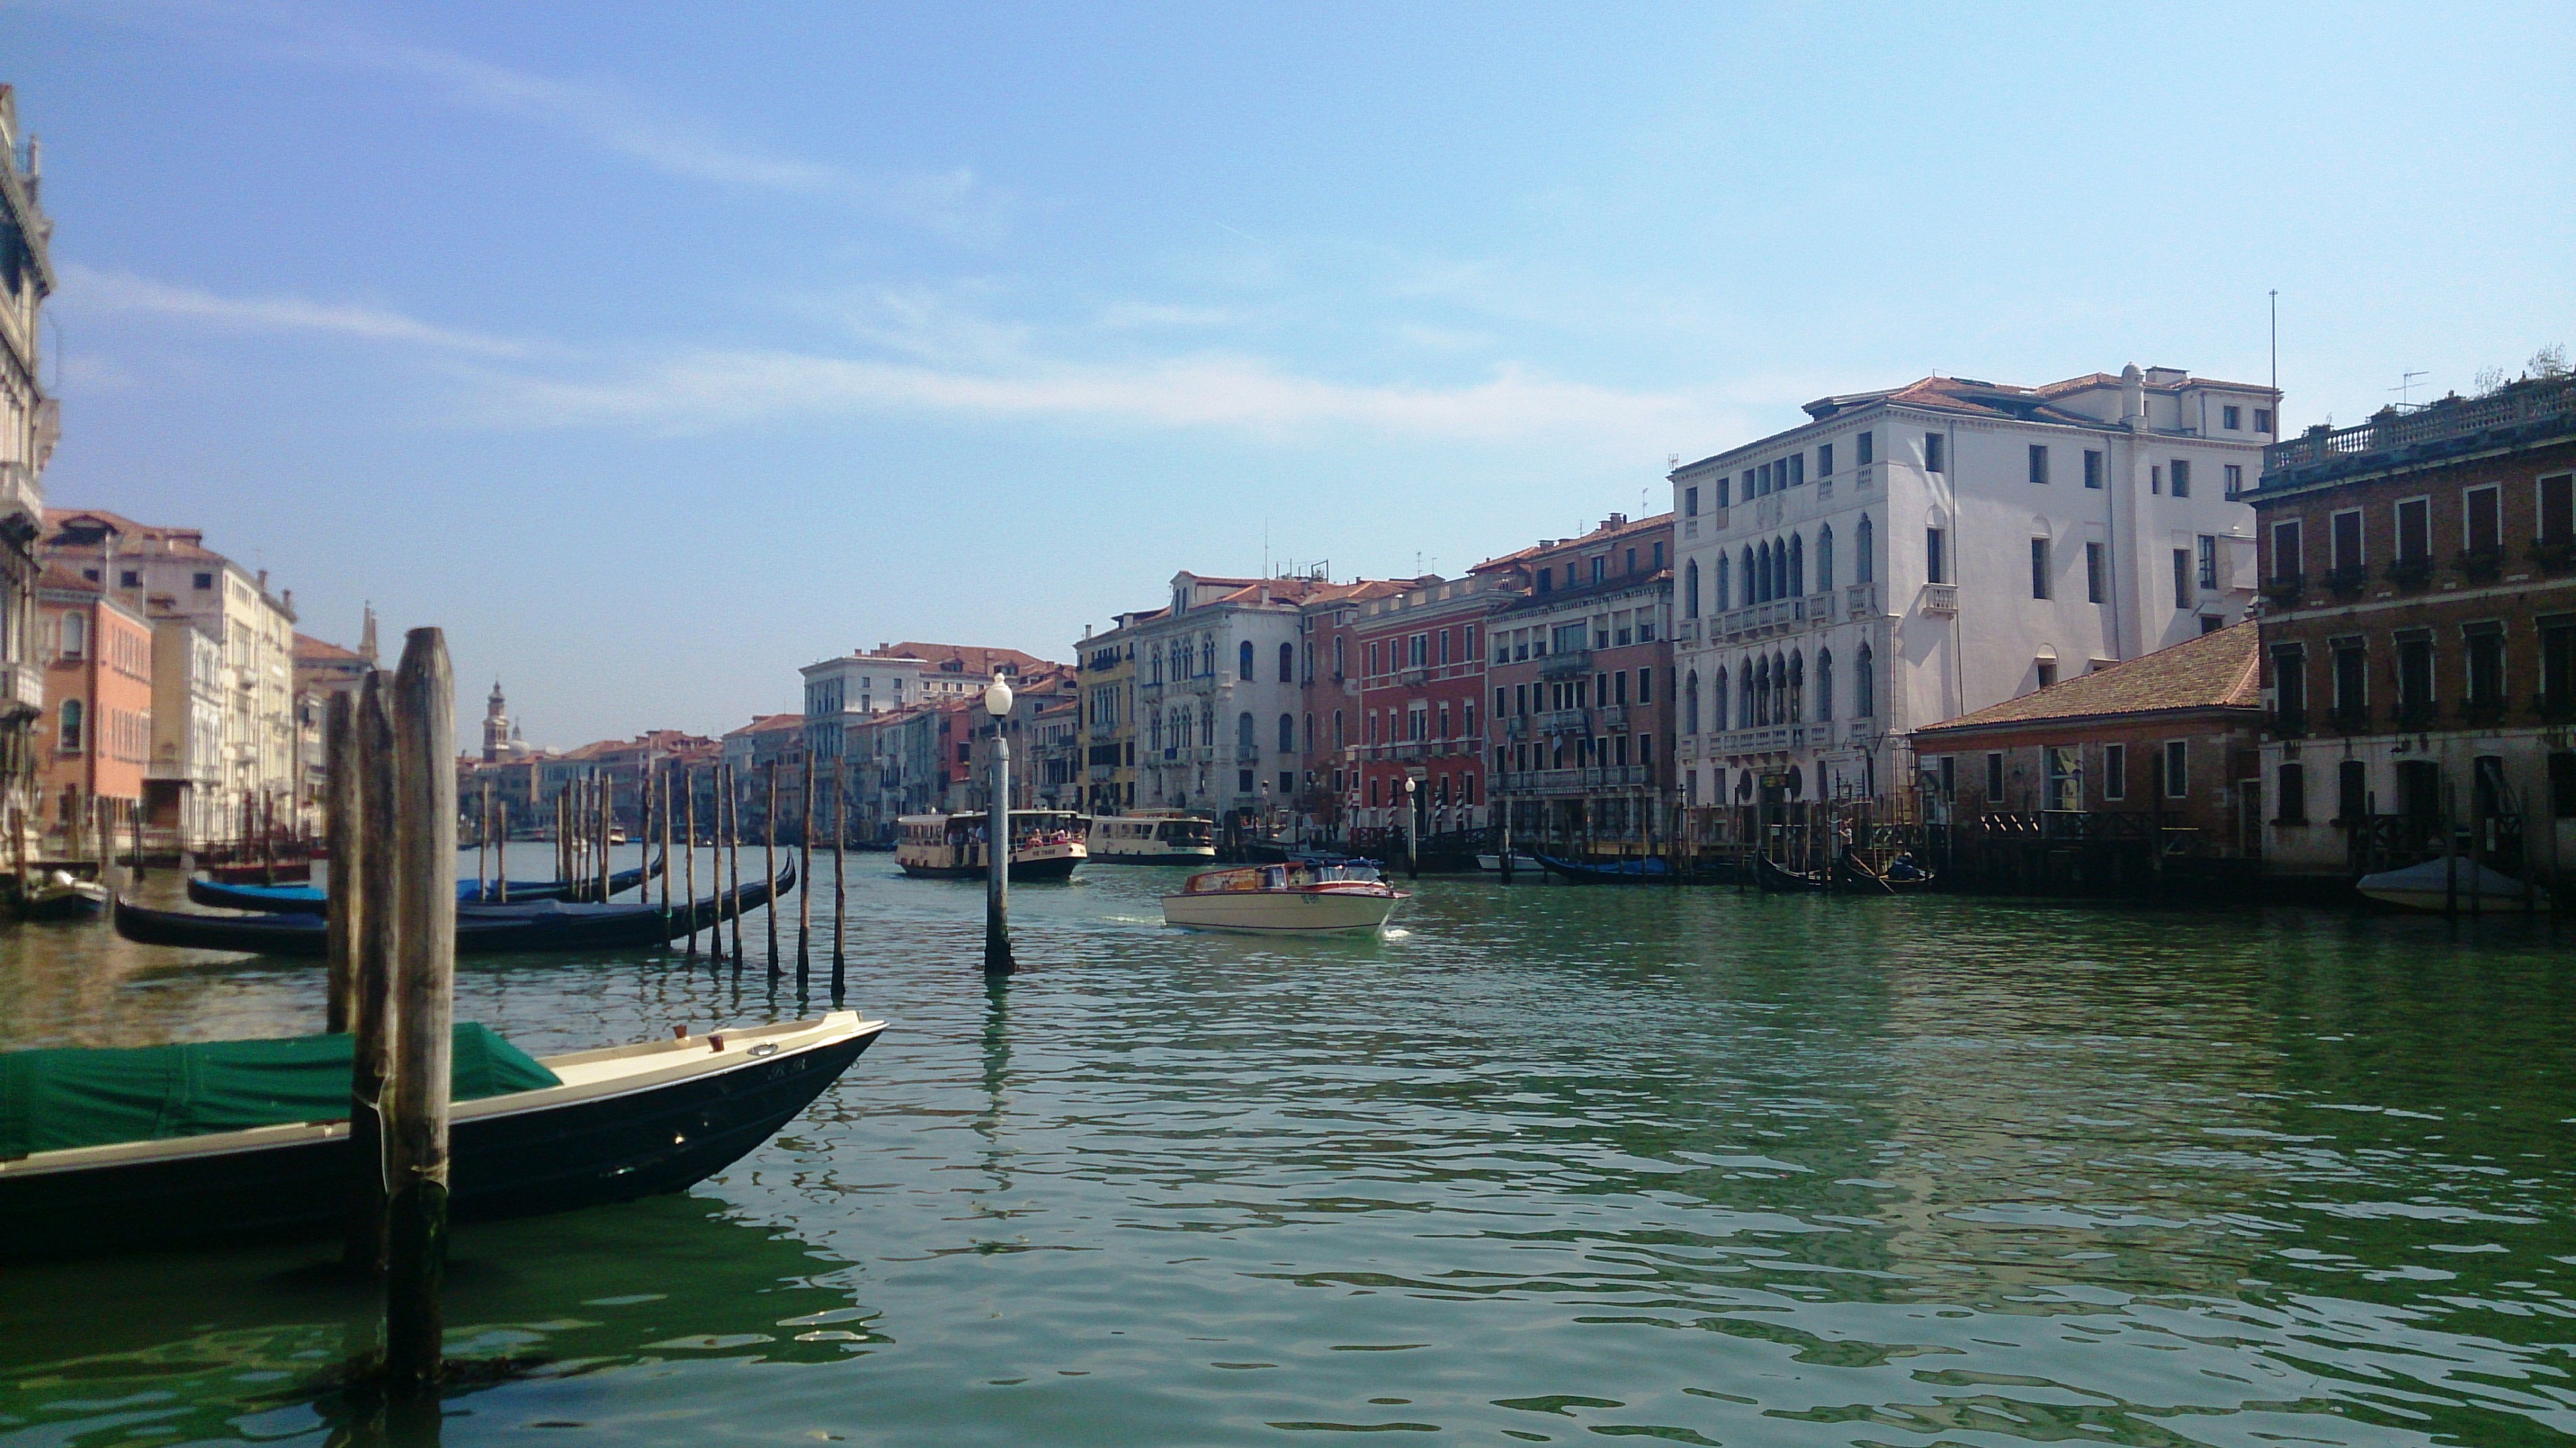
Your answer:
[1314,863,1381,884]
[1155,819,1212,846]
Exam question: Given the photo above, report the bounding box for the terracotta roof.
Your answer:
[725,713,808,738]
[42,507,232,563]
[864,641,1053,675]
[1914,622,2260,738]
[294,633,366,662]
[37,560,100,593]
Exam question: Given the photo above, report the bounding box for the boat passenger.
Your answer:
[1885,851,1924,882]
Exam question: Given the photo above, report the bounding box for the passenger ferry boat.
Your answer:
[1087,810,1216,864]
[896,811,1086,882]
[1161,859,1408,936]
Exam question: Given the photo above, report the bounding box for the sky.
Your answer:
[7,1,2572,746]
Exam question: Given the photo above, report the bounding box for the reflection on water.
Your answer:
[4,852,2574,1445]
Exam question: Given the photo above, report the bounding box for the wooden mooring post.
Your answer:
[495,800,508,903]
[384,628,457,1397]
[346,671,397,1272]
[324,692,357,1035]
[831,771,846,999]
[764,762,780,977]
[798,761,814,985]
[725,763,746,969]
[683,767,699,960]
[658,764,674,927]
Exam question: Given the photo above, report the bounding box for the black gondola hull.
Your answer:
[0,1021,879,1261]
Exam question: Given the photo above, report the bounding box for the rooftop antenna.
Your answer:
[2267,289,2278,397]
[2389,370,2428,409]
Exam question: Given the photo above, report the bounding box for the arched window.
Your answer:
[1789,533,1805,598]
[1333,710,1345,747]
[1787,652,1805,722]
[1684,671,1700,735]
[1277,713,1295,752]
[1736,665,1751,729]
[1684,560,1701,619]
[1816,648,1835,721]
[1237,711,1256,748]
[60,613,85,661]
[1303,713,1314,752]
[1713,667,1728,731]
[1753,656,1771,727]
[1856,516,1875,583]
[1201,637,1215,675]
[1855,643,1875,717]
[58,698,82,752]
[1149,647,1162,685]
[1279,642,1295,683]
[1817,525,1835,593]
[1715,554,1732,611]
[1741,547,1757,605]
[1239,641,1255,681]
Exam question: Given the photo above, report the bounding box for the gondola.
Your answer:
[188,861,657,915]
[116,864,793,957]
[0,1010,885,1261]
[1531,852,1674,883]
[1754,853,1833,894]
[15,871,108,921]
[1833,846,1935,895]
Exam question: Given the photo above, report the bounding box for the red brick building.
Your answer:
[1347,572,1521,837]
[1481,514,1676,857]
[2253,374,2576,889]
[34,562,153,846]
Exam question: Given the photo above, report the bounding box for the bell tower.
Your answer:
[482,680,511,762]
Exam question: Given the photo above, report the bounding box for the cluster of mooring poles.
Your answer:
[321,628,455,1398]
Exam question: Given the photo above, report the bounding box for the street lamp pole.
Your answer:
[983,675,1015,975]
[1402,775,1419,880]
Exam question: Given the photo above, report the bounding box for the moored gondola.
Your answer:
[187,861,656,914]
[1531,852,1673,884]
[118,864,793,957]
[0,1011,884,1261]
[1754,853,1833,894]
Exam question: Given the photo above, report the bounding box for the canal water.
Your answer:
[3,855,2573,1446]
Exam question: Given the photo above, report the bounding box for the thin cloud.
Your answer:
[62,264,527,357]
[273,24,1008,244]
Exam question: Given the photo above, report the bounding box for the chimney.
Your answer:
[2121,363,2147,431]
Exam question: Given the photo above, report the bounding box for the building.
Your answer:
[1911,621,2263,891]
[33,562,151,845]
[1481,514,1675,855]
[41,509,302,836]
[724,713,809,838]
[1343,569,1523,839]
[1131,573,1339,821]
[1670,365,2273,830]
[1074,613,1152,815]
[146,604,223,843]
[2252,372,2576,894]
[1295,579,1406,840]
[800,641,1049,769]
[0,87,57,838]
[290,614,377,829]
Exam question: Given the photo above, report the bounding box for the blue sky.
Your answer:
[9,1,2571,744]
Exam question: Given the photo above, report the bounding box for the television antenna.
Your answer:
[2389,370,2428,409]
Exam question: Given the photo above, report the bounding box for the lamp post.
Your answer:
[1402,775,1419,880]
[983,675,1015,975]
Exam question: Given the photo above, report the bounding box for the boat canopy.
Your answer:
[1,1024,561,1159]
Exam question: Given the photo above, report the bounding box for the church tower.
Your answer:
[482,680,511,763]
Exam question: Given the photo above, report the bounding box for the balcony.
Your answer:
[2328,704,2373,735]
[1235,744,1261,763]
[1599,704,1628,731]
[2532,537,2576,572]
[2259,574,2305,604]
[1843,582,1878,619]
[1502,715,1529,741]
[2391,700,2439,731]
[2458,547,2506,585]
[2265,374,2576,486]
[1674,619,1701,643]
[1496,765,1652,795]
[2385,555,2433,591]
[0,461,39,536]
[0,661,38,717]
[2270,708,2309,738]
[2457,696,2508,727]
[1538,650,1593,680]
[1541,708,1589,735]
[2539,691,2576,723]
[1917,583,1958,616]
[2324,565,2370,598]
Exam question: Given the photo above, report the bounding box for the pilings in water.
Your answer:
[384,628,457,1397]
[725,763,745,969]
[323,692,357,1035]
[683,768,700,960]
[764,763,780,978]
[345,673,397,1274]
[831,771,846,999]
[798,760,814,985]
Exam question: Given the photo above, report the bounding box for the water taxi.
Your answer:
[896,811,1086,882]
[1161,859,1408,936]
[1087,809,1216,864]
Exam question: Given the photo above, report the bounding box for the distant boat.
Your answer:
[188,862,656,914]
[116,865,793,957]
[1754,853,1833,894]
[1475,851,1542,874]
[1532,852,1672,884]
[0,1011,885,1261]
[16,871,107,921]
[896,811,1085,881]
[1088,810,1216,864]
[1162,859,1408,936]
[2355,857,2539,912]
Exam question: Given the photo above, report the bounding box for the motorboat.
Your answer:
[1475,850,1542,874]
[896,811,1085,881]
[16,870,107,921]
[0,1012,885,1260]
[1086,810,1216,863]
[1161,859,1408,936]
[2355,857,2541,912]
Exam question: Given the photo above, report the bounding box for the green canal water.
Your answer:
[3,853,2574,1446]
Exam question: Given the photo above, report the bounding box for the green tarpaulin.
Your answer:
[0,1024,562,1160]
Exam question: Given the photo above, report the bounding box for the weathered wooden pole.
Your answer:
[596,773,612,901]
[346,671,397,1272]
[495,800,509,903]
[798,758,814,984]
[831,770,846,997]
[764,762,780,976]
[324,692,359,1035]
[129,792,146,882]
[683,768,700,959]
[659,765,674,924]
[384,629,456,1397]
[725,763,746,968]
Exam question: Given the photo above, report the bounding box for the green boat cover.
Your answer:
[0,1024,562,1160]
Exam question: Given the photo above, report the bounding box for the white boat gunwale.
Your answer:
[0,1011,885,1177]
